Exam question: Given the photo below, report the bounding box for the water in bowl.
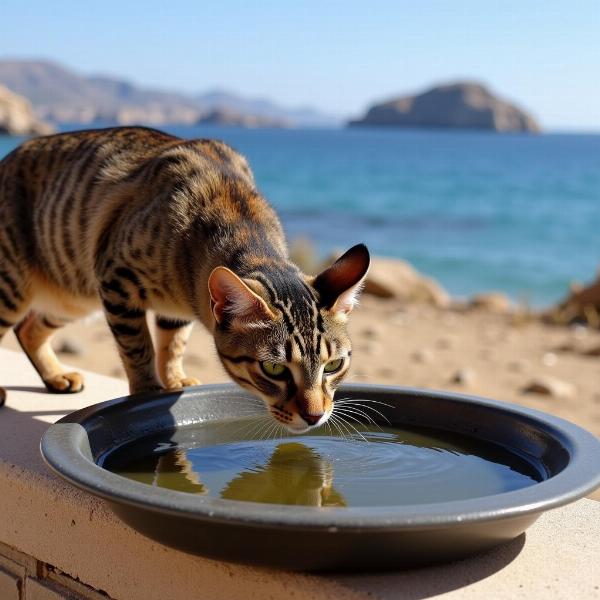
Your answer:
[102,420,545,507]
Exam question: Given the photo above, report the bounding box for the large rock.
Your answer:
[363,256,451,307]
[549,271,600,327]
[348,81,540,133]
[0,84,54,136]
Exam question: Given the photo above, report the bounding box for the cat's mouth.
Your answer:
[270,409,330,434]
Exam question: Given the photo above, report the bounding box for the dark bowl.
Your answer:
[40,384,600,571]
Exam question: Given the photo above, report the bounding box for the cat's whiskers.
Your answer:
[331,409,369,442]
[328,413,351,441]
[334,398,392,425]
[334,404,377,424]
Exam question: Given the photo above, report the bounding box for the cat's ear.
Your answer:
[313,244,370,316]
[208,267,275,327]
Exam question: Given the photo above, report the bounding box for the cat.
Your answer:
[0,126,369,432]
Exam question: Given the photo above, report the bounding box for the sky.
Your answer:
[2,1,599,130]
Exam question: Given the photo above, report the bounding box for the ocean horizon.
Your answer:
[1,126,598,307]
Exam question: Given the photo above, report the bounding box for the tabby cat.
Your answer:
[0,127,369,432]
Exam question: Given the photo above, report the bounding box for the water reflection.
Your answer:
[148,442,346,506]
[222,442,346,506]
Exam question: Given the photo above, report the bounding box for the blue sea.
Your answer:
[1,127,599,306]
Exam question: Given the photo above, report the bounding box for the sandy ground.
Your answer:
[3,292,600,498]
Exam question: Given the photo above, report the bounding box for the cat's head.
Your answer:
[208,244,370,433]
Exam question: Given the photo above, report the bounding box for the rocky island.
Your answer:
[196,108,289,128]
[349,81,540,132]
[0,84,54,136]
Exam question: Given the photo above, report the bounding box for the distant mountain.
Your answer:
[196,108,289,128]
[349,81,540,132]
[195,89,337,128]
[0,59,340,128]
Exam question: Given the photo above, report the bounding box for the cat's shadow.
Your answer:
[3,384,50,394]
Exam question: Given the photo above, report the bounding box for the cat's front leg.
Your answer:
[155,316,200,389]
[99,272,162,394]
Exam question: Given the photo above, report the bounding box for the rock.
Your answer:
[469,292,512,313]
[348,81,540,133]
[411,349,434,364]
[54,338,84,356]
[0,84,54,135]
[363,256,451,307]
[451,368,476,386]
[522,376,576,400]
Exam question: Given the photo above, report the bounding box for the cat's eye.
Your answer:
[260,361,288,379]
[324,358,344,374]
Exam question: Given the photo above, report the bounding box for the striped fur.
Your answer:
[0,126,369,430]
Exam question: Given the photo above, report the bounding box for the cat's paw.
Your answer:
[44,372,85,394]
[164,376,201,390]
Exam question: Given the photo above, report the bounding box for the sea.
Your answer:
[1,126,599,307]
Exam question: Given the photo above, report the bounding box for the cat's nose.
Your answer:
[299,412,323,426]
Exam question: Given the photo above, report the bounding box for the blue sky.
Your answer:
[2,1,599,130]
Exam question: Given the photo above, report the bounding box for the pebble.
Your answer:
[478,348,494,361]
[411,349,434,364]
[55,338,84,356]
[361,325,383,340]
[553,341,577,353]
[469,292,512,314]
[522,376,576,400]
[356,342,383,356]
[451,368,477,386]
[507,358,531,373]
[570,324,588,340]
[376,367,396,378]
[541,352,558,367]
[435,336,455,350]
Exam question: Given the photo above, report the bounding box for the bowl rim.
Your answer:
[40,383,600,531]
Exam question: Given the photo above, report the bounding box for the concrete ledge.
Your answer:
[0,347,599,599]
